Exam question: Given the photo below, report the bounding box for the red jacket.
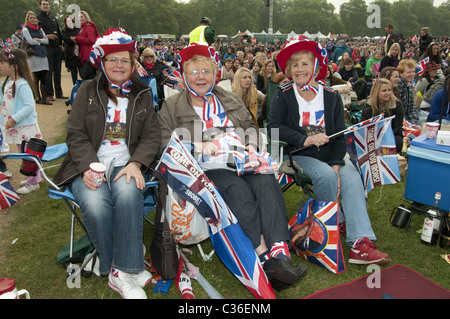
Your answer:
[75,21,99,63]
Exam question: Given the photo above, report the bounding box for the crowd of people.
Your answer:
[1,2,450,299]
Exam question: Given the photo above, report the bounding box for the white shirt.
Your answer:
[97,97,130,167]
[293,83,326,135]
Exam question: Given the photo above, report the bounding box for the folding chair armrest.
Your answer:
[48,187,76,202]
[144,181,159,189]
[2,153,41,162]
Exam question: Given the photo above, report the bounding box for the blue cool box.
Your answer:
[405,134,450,212]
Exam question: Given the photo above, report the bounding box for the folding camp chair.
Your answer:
[3,143,160,280]
[139,76,160,111]
[263,80,314,197]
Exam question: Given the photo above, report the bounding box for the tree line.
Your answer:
[1,0,449,40]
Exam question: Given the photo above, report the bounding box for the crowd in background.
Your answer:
[3,9,450,130]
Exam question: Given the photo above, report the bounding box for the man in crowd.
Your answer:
[189,17,215,46]
[37,0,67,101]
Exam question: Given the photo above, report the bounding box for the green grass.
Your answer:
[0,155,449,299]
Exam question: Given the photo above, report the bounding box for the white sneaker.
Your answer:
[135,270,152,288]
[108,268,147,299]
[16,184,40,194]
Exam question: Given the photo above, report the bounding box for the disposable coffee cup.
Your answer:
[89,162,106,188]
[426,122,439,139]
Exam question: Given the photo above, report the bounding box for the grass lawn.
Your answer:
[0,155,449,300]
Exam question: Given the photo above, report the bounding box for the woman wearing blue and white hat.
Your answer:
[53,29,160,299]
[268,38,391,266]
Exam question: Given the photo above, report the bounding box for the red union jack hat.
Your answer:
[176,43,222,79]
[277,36,329,81]
[89,28,137,67]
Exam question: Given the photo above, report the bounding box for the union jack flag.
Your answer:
[277,173,293,186]
[157,132,276,298]
[288,199,345,274]
[416,57,430,77]
[411,35,418,43]
[0,173,19,210]
[345,116,401,194]
[156,134,236,234]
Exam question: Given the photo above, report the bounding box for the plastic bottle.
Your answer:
[420,192,442,246]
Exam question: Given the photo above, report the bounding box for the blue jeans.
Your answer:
[290,155,376,246]
[70,166,145,275]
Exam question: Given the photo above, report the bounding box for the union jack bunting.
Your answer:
[156,132,276,298]
[288,199,345,274]
[345,116,401,194]
[0,173,19,210]
[416,57,430,77]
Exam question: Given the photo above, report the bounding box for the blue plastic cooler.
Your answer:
[405,134,450,212]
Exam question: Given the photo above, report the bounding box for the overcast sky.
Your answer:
[176,0,446,13]
[330,0,445,13]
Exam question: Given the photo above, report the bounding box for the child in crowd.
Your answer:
[0,47,43,194]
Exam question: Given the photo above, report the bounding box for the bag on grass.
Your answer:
[165,186,209,245]
[288,198,346,274]
[56,234,94,266]
[149,173,179,280]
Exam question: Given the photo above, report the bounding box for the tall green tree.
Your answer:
[339,0,369,37]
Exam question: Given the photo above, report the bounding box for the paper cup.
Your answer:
[426,122,439,139]
[89,162,106,188]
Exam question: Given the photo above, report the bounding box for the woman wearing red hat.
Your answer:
[268,38,391,266]
[53,29,161,299]
[159,43,307,292]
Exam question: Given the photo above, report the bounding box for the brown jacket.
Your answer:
[53,74,161,186]
[158,86,259,151]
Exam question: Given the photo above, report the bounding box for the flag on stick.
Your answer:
[345,116,401,194]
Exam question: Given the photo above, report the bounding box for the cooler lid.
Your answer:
[411,134,450,154]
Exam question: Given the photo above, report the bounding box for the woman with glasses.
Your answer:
[158,43,307,292]
[53,29,160,299]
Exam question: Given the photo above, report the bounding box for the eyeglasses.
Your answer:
[144,55,154,59]
[186,69,213,77]
[104,57,132,65]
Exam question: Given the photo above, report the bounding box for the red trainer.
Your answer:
[349,237,391,266]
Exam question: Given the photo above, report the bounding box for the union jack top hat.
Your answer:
[176,42,222,84]
[89,28,137,68]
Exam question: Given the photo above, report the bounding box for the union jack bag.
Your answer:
[288,198,346,274]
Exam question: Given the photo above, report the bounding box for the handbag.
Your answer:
[18,40,34,56]
[149,172,179,280]
[165,186,209,245]
[288,198,346,274]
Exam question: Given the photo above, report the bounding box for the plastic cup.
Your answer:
[89,162,106,188]
[426,122,439,139]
